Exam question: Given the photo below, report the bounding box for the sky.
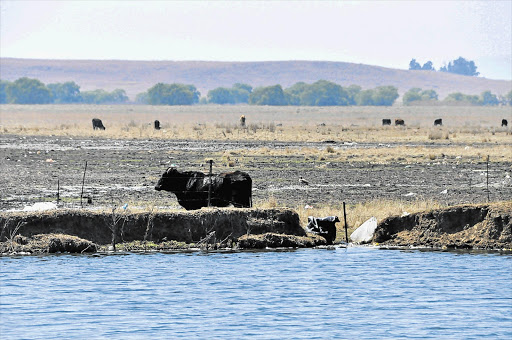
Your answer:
[1,0,511,80]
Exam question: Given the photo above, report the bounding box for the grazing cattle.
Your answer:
[434,118,443,126]
[395,119,405,126]
[92,118,105,130]
[502,119,508,127]
[155,167,252,210]
[382,119,391,126]
[306,216,339,245]
[240,115,246,127]
[154,120,161,130]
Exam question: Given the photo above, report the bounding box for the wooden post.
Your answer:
[207,160,213,207]
[486,155,489,202]
[57,179,60,204]
[80,161,87,208]
[343,201,348,243]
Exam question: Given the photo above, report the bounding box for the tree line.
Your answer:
[403,88,512,106]
[1,76,511,106]
[409,56,480,77]
[0,78,129,104]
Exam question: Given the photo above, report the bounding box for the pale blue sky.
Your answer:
[1,0,511,79]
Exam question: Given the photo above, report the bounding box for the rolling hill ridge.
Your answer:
[1,58,510,101]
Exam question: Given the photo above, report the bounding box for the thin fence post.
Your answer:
[57,179,60,204]
[486,155,489,202]
[343,201,348,243]
[208,160,213,207]
[80,161,88,208]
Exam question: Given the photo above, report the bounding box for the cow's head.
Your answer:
[155,167,183,192]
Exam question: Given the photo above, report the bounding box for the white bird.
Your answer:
[299,176,309,185]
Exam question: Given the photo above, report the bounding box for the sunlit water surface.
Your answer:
[1,247,511,339]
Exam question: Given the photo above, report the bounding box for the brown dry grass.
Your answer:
[255,196,448,241]
[1,104,511,145]
[227,144,512,163]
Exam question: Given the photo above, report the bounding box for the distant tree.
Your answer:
[110,89,129,103]
[354,86,398,106]
[409,59,422,70]
[207,84,252,104]
[208,87,235,104]
[249,85,288,105]
[300,80,349,106]
[355,89,375,106]
[135,91,149,104]
[147,83,200,105]
[233,83,252,93]
[371,86,399,106]
[231,83,252,103]
[81,88,129,104]
[479,90,499,106]
[47,81,81,103]
[403,88,438,105]
[0,80,11,104]
[420,89,438,100]
[506,90,512,105]
[345,84,362,105]
[402,88,422,105]
[6,77,53,104]
[444,92,480,105]
[421,61,435,71]
[284,82,308,105]
[439,57,479,76]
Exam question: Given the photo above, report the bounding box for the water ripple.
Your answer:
[1,248,511,339]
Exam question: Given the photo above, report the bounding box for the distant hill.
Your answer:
[1,58,510,101]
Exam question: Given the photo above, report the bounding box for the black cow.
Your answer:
[155,167,252,210]
[382,119,391,126]
[154,120,161,130]
[434,118,443,126]
[306,216,339,245]
[395,119,405,126]
[502,119,508,127]
[92,118,105,130]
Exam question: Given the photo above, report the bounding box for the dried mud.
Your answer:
[374,203,512,249]
[1,134,511,211]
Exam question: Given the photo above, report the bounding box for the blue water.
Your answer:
[1,247,511,339]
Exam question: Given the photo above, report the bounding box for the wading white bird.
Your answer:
[299,176,309,185]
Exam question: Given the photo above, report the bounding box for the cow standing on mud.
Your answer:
[395,119,405,126]
[154,120,161,130]
[92,118,105,130]
[502,119,508,127]
[240,115,246,127]
[434,118,443,126]
[155,167,252,210]
[382,119,391,126]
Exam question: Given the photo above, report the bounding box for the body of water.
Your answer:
[1,247,511,339]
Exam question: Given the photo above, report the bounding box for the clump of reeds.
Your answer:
[427,129,449,140]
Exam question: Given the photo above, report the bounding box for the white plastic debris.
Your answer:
[350,216,377,244]
[440,189,448,194]
[403,192,416,197]
[22,202,58,212]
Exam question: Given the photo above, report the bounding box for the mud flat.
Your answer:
[1,135,511,211]
[374,202,512,250]
[0,208,329,254]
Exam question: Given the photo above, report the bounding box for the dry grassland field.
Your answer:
[1,104,511,232]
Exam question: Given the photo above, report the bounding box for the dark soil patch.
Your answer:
[1,135,510,211]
